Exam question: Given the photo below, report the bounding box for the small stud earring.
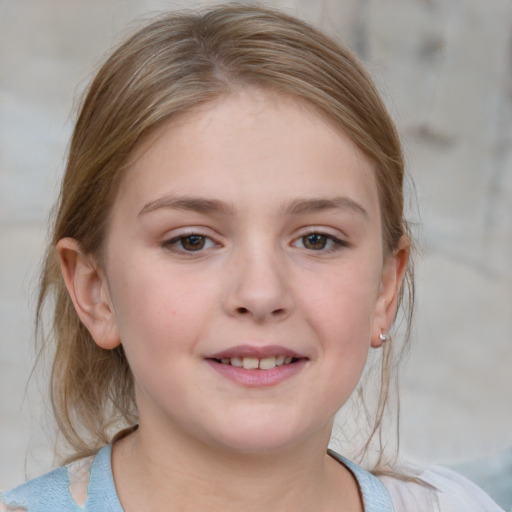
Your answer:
[379,332,390,343]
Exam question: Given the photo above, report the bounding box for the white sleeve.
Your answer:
[379,466,506,512]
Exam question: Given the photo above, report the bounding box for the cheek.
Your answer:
[299,260,381,338]
[297,258,382,399]
[108,261,216,354]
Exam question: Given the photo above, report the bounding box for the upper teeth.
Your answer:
[220,355,294,370]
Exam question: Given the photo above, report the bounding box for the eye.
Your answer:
[301,233,329,250]
[163,234,216,252]
[292,232,347,252]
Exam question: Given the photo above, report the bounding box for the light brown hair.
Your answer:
[37,3,413,469]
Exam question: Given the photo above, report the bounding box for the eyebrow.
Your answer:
[138,194,368,218]
[138,195,235,216]
[284,197,369,218]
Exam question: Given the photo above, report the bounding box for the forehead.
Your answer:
[130,87,370,163]
[117,88,379,219]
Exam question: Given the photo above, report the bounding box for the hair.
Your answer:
[37,3,414,470]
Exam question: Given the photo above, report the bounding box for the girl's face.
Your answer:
[70,89,406,453]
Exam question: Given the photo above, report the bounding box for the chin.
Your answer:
[206,416,317,454]
[216,435,301,454]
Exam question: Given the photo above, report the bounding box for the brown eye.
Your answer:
[302,233,328,250]
[180,235,206,251]
[163,233,217,254]
[292,232,347,252]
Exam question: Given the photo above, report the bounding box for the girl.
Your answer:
[1,4,504,511]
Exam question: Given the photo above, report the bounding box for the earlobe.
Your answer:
[371,235,410,348]
[57,237,121,350]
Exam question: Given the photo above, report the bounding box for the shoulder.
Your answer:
[1,451,99,512]
[378,465,506,512]
[1,464,75,512]
[328,450,395,511]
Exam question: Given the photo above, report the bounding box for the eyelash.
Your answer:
[162,233,217,253]
[292,231,348,253]
[161,230,348,255]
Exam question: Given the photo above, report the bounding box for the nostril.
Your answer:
[233,306,289,318]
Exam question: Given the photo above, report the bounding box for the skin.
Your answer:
[58,89,409,512]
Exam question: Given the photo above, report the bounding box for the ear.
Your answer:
[371,235,410,348]
[57,237,121,349]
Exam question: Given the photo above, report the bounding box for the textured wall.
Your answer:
[1,0,511,504]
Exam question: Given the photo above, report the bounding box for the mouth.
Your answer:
[205,345,308,380]
[211,355,300,370]
[205,345,307,387]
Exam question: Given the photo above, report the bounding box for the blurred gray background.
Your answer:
[1,0,511,508]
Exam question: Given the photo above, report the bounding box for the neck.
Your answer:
[112,423,362,512]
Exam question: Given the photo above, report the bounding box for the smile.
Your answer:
[215,355,296,370]
[206,345,308,386]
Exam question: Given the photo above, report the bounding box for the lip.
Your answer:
[205,345,308,388]
[206,358,307,387]
[207,344,306,359]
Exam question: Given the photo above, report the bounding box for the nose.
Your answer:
[223,247,294,323]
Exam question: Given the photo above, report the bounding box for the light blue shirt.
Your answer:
[1,444,394,511]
